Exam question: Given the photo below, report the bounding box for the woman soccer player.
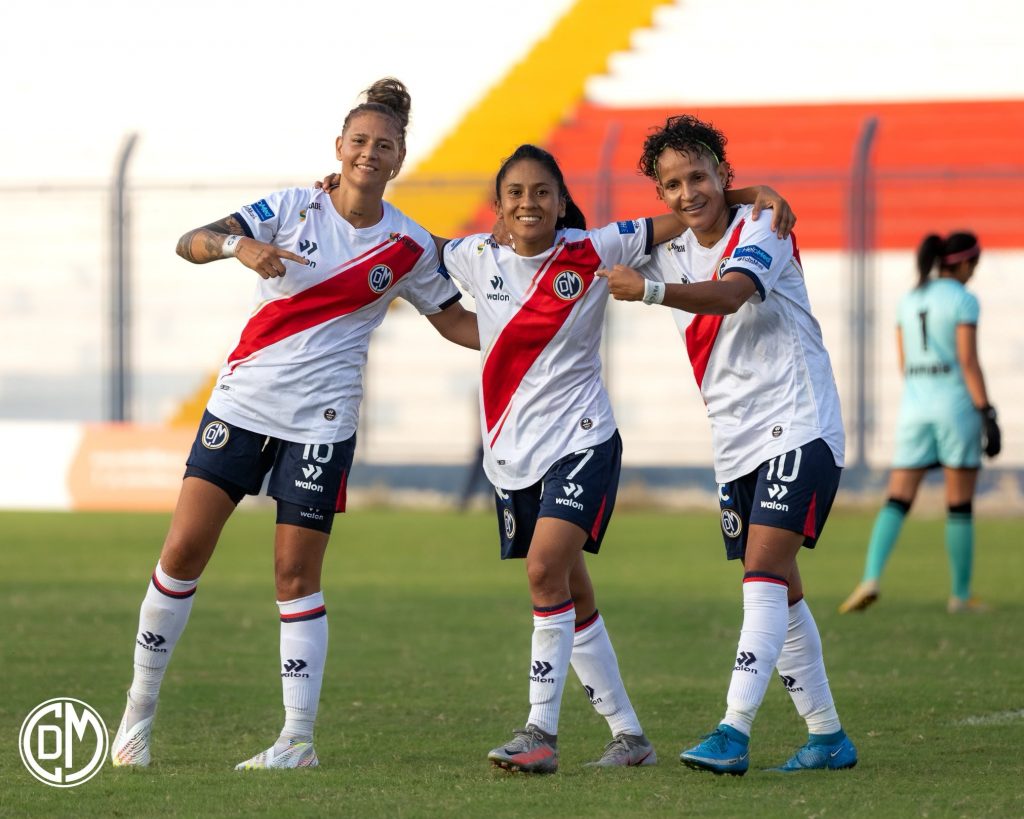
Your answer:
[600,115,856,774]
[110,78,478,771]
[442,144,793,773]
[840,231,999,615]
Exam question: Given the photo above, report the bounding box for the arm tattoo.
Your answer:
[175,215,243,264]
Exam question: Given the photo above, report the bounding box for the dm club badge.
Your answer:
[368,264,394,293]
[201,420,229,450]
[20,698,109,787]
[553,270,584,301]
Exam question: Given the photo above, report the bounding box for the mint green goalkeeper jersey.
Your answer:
[896,277,979,420]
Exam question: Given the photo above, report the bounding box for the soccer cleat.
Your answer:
[766,730,858,772]
[110,695,156,767]
[838,580,880,614]
[947,597,990,614]
[679,724,749,775]
[584,732,657,767]
[487,724,558,773]
[234,739,319,770]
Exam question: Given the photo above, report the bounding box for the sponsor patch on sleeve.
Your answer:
[733,245,773,270]
[616,219,639,235]
[247,199,275,222]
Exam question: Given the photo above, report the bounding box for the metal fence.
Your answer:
[2,127,1023,491]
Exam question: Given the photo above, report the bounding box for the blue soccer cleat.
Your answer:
[679,723,750,775]
[767,730,858,772]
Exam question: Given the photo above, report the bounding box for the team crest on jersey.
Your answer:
[201,421,230,450]
[721,508,743,539]
[553,270,584,301]
[368,264,393,293]
[717,258,730,277]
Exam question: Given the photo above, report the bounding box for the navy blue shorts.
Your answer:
[184,410,356,528]
[717,438,841,561]
[494,431,621,560]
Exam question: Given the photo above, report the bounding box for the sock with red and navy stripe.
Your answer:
[276,591,327,751]
[570,611,643,737]
[128,563,198,722]
[526,600,575,736]
[722,572,789,737]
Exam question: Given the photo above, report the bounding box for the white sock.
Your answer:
[775,598,842,735]
[722,574,789,737]
[527,601,575,735]
[276,592,328,750]
[127,563,198,724]
[570,612,642,737]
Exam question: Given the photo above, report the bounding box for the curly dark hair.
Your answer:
[638,114,734,189]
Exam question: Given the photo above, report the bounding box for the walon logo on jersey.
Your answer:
[487,274,510,302]
[368,264,393,293]
[136,631,167,653]
[298,239,318,268]
[281,659,310,678]
[553,270,584,301]
[20,698,109,788]
[530,660,555,683]
[201,421,229,450]
[735,651,758,674]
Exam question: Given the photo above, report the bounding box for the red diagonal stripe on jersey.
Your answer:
[684,220,745,389]
[482,240,601,438]
[227,237,424,370]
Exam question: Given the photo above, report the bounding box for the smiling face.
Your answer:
[335,111,405,193]
[495,158,566,256]
[654,147,732,247]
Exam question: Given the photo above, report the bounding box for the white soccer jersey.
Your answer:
[205,187,461,443]
[443,219,653,489]
[642,205,845,483]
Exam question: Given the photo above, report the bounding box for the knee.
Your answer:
[274,558,319,601]
[159,536,207,580]
[526,558,565,596]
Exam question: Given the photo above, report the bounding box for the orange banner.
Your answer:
[67,424,194,511]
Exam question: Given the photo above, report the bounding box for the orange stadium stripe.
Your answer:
[530,99,1024,249]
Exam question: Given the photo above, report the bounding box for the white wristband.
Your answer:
[221,234,243,258]
[642,279,665,305]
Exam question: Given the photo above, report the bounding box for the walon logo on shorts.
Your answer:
[19,698,109,787]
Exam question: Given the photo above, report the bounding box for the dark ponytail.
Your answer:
[342,77,411,148]
[915,234,944,287]
[495,144,587,230]
[916,231,981,287]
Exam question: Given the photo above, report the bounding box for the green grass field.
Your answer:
[1,508,1022,817]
